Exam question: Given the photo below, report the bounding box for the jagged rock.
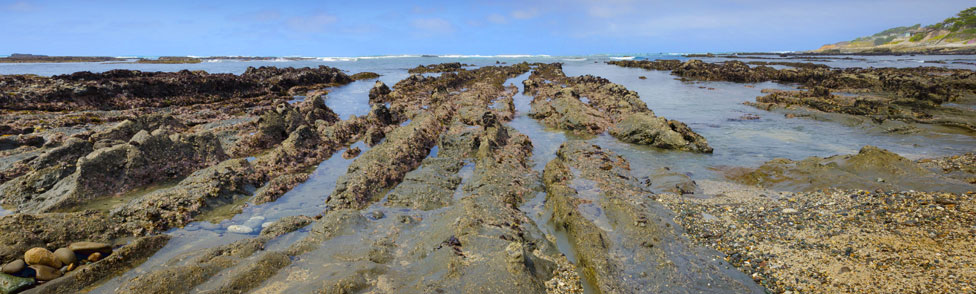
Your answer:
[29,138,92,170]
[525,63,712,152]
[368,80,391,102]
[0,66,354,111]
[113,158,255,233]
[408,62,465,73]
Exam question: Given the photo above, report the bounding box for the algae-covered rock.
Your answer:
[0,273,33,294]
[725,145,976,193]
[524,63,712,152]
[327,112,447,209]
[543,141,761,293]
[368,80,391,102]
[0,211,123,263]
[609,113,713,153]
[113,158,255,233]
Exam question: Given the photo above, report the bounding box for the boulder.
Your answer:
[609,113,712,153]
[24,248,61,268]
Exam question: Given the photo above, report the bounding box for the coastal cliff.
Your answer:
[813,7,976,54]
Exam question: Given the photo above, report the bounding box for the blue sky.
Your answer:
[2,0,973,56]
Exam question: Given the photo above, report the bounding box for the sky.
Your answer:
[1,0,973,56]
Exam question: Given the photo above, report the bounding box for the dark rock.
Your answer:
[0,66,354,111]
[368,81,391,102]
[67,242,111,256]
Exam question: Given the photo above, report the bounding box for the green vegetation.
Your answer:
[872,24,920,37]
[873,36,896,45]
[909,33,926,42]
[931,7,976,32]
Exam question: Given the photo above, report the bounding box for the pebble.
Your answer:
[68,241,112,256]
[242,216,265,229]
[782,208,799,214]
[1,259,25,274]
[30,264,62,281]
[87,252,102,262]
[370,210,385,220]
[53,248,77,265]
[24,248,61,268]
[227,225,253,234]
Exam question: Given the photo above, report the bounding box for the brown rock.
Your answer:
[30,264,62,281]
[53,248,77,265]
[1,259,25,274]
[87,252,102,262]
[68,242,112,256]
[24,248,61,268]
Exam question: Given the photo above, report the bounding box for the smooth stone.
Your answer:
[370,210,385,220]
[24,248,61,268]
[87,252,102,263]
[0,272,34,293]
[68,242,112,256]
[53,248,77,265]
[242,216,265,228]
[227,225,253,234]
[29,265,61,281]
[0,260,25,275]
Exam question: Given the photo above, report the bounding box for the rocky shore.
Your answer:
[523,63,712,152]
[0,60,973,293]
[609,59,976,132]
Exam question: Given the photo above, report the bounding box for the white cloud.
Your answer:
[511,8,539,20]
[286,13,337,33]
[410,18,455,34]
[4,1,35,12]
[487,13,508,24]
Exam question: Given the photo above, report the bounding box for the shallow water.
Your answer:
[561,62,976,179]
[6,54,975,292]
[93,142,370,292]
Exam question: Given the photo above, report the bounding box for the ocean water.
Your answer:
[5,54,975,292]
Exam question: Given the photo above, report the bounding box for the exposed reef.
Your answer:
[524,63,712,152]
[543,141,760,293]
[609,59,976,132]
